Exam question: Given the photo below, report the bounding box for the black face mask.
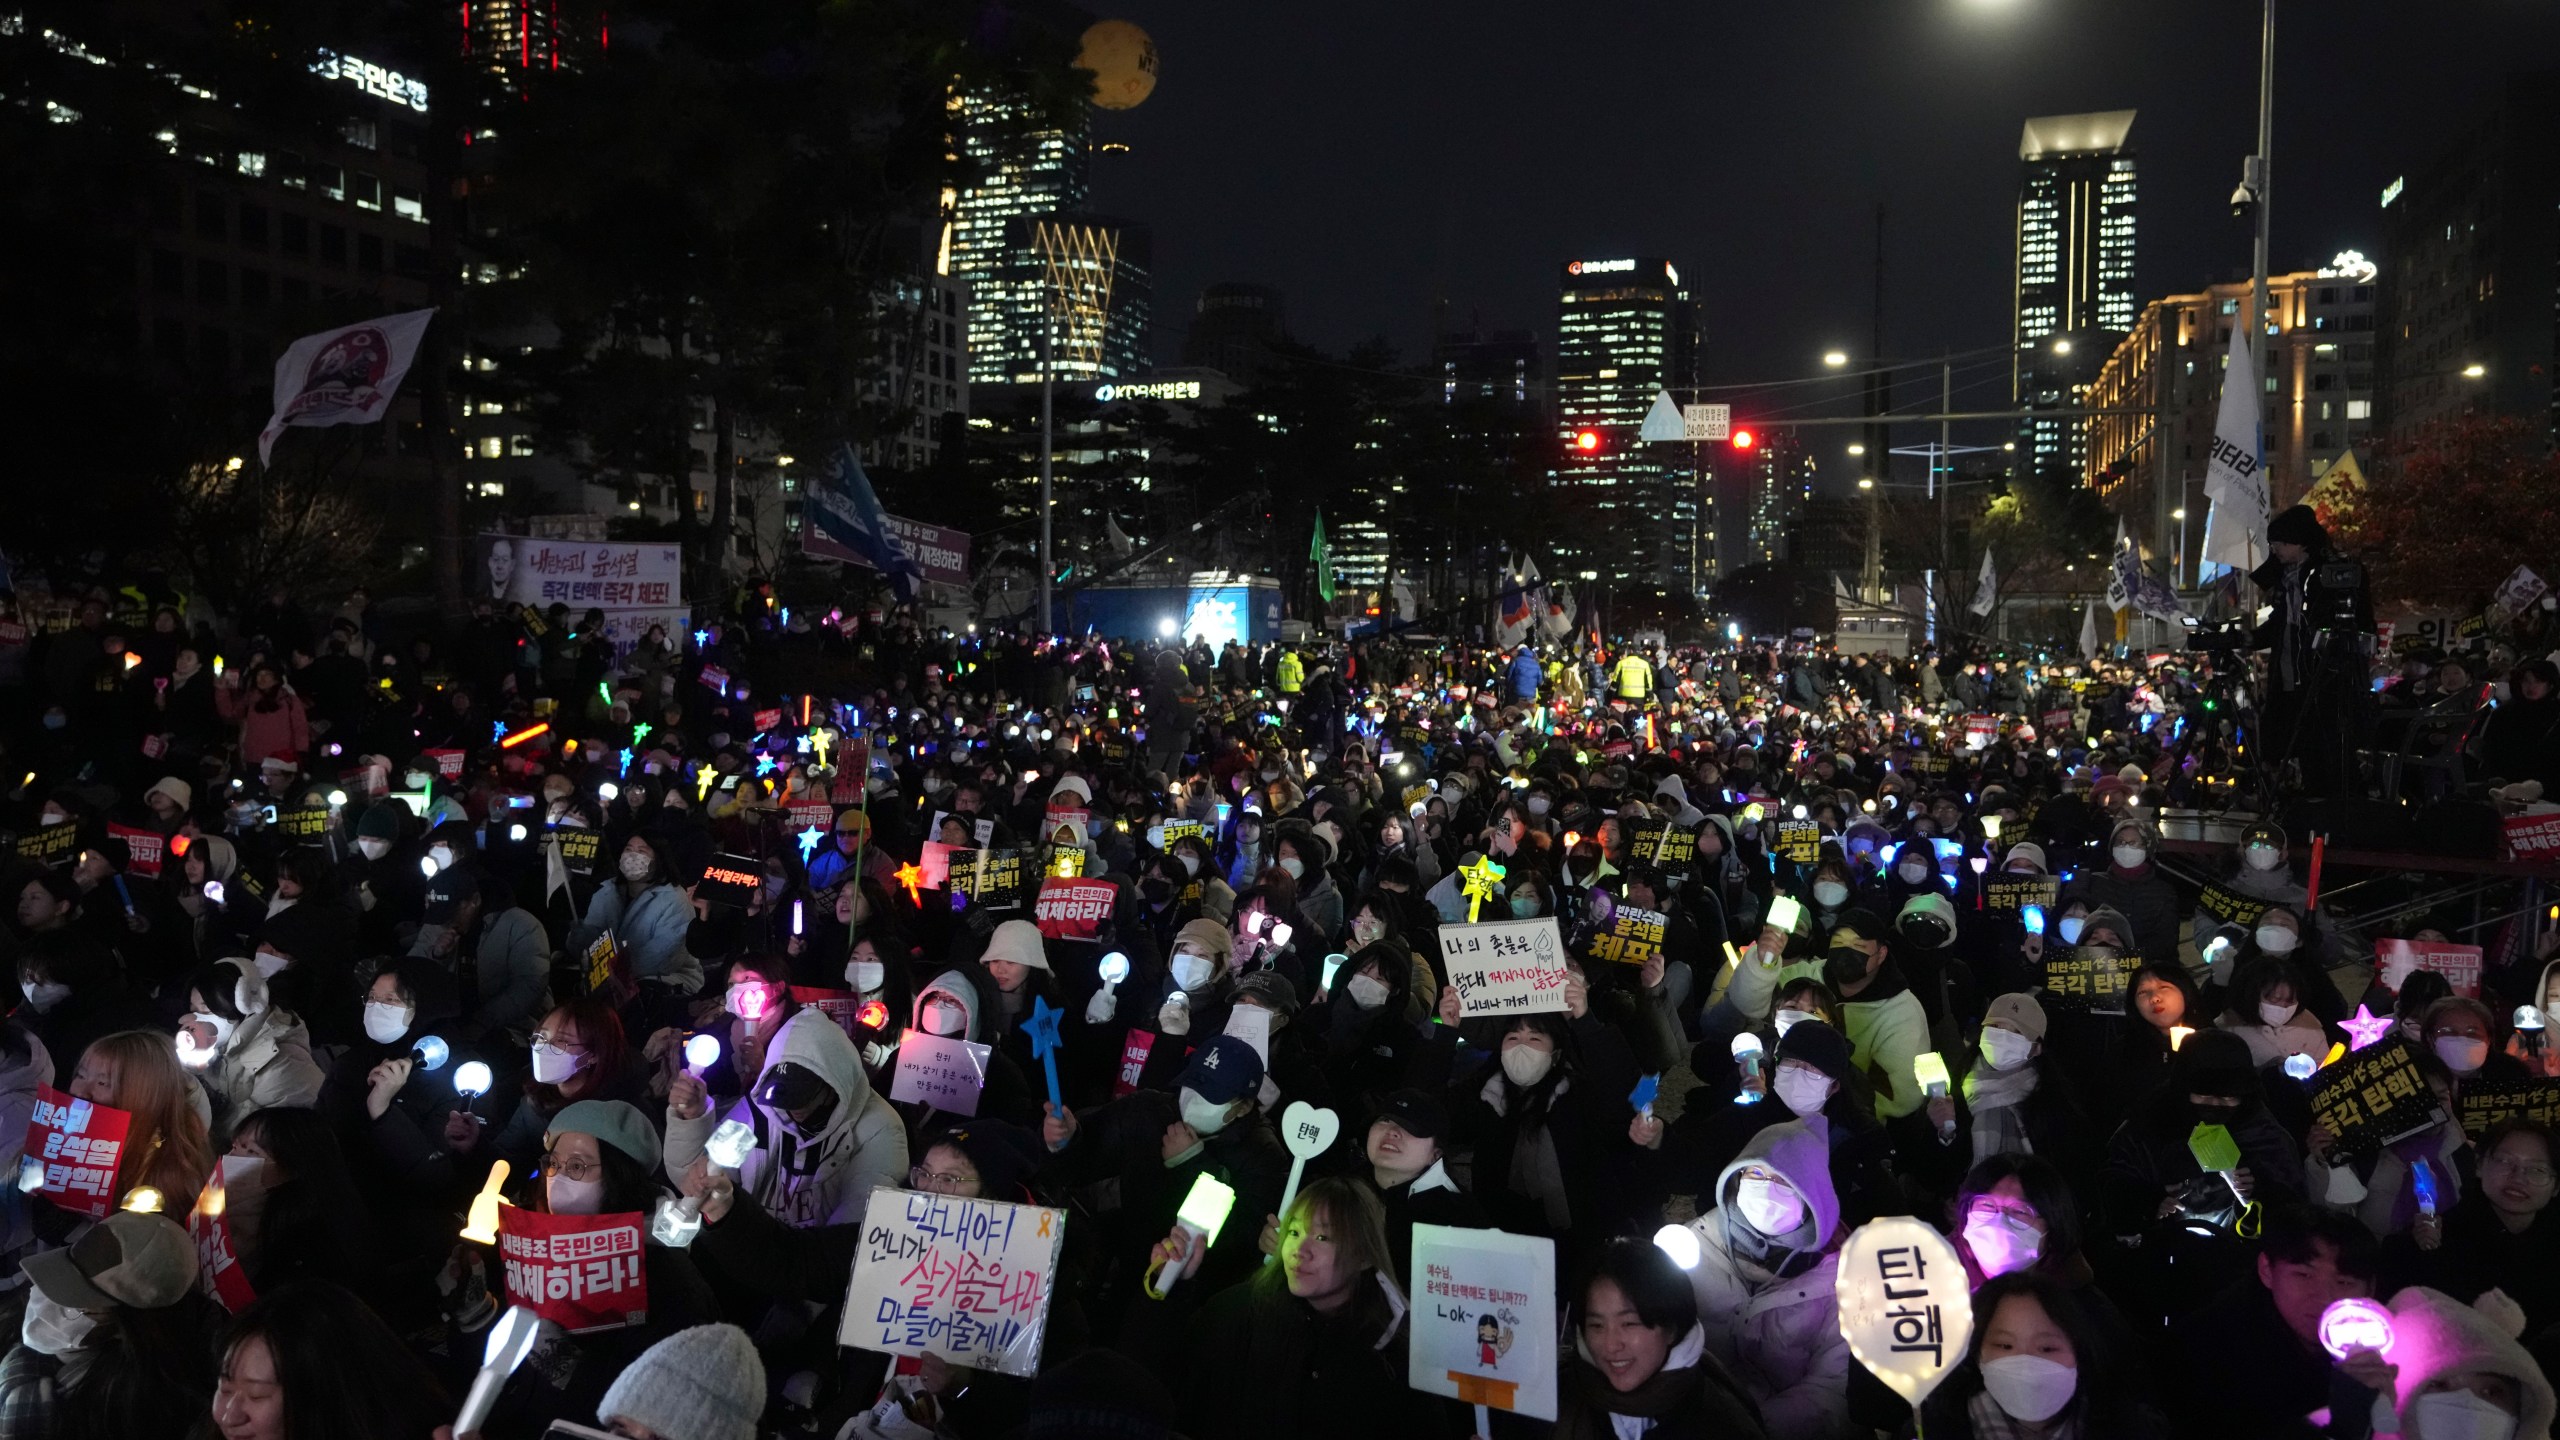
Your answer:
[1823,946,1870,989]
[1140,876,1173,906]
[2187,1097,2248,1127]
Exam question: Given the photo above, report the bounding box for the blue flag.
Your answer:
[812,443,924,603]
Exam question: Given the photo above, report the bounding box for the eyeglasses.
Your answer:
[2484,1154,2557,1186]
[544,1155,602,1182]
[910,1166,975,1191]
[528,1032,585,1053]
[1964,1199,2042,1227]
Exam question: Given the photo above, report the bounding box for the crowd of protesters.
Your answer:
[0,545,2555,1440]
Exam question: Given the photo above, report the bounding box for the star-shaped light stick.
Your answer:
[692,629,710,648]
[2342,1003,2394,1051]
[631,722,653,744]
[894,861,925,907]
[1025,996,1065,1111]
[755,754,778,777]
[491,720,507,743]
[618,746,634,773]
[1458,856,1508,923]
[812,729,834,769]
[695,764,717,801]
[796,825,824,863]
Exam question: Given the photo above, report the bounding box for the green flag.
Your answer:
[1310,509,1335,603]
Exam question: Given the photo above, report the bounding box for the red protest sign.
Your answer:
[1034,878,1117,942]
[26,1085,132,1219]
[189,1160,257,1314]
[1112,1029,1156,1098]
[107,823,165,879]
[699,664,731,693]
[2505,813,2560,864]
[1963,714,2000,749]
[790,986,868,1042]
[0,621,26,648]
[2377,939,2484,999]
[421,748,467,781]
[788,801,836,834]
[498,1207,650,1334]
[752,708,784,733]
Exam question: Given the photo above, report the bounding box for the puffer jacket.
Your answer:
[203,1004,325,1139]
[570,880,703,994]
[662,1005,907,1228]
[1675,1119,1853,1439]
[412,905,552,1044]
[0,1032,55,1261]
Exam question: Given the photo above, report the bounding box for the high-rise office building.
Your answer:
[2376,73,2560,448]
[1182,283,1286,385]
[459,1,603,85]
[954,82,1123,384]
[1553,257,1702,589]
[1434,325,1543,409]
[1739,432,1816,570]
[2015,111,2138,481]
[973,213,1150,383]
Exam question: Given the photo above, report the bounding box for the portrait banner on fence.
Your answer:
[1438,918,1569,1018]
[1408,1224,1558,1420]
[25,1086,132,1220]
[498,1207,649,1333]
[837,1189,1065,1378]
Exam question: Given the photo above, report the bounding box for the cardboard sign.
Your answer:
[1033,878,1117,942]
[498,1208,650,1334]
[1437,918,1569,1018]
[2197,883,2270,928]
[1409,1224,1557,1421]
[1586,905,1667,966]
[788,801,837,835]
[14,825,77,868]
[1774,818,1822,865]
[947,848,1030,911]
[2308,1040,2445,1154]
[190,1157,258,1314]
[790,985,870,1042]
[1962,714,2000,750]
[2040,948,2140,1015]
[1112,1029,1156,1098]
[2456,1079,2560,1139]
[2376,939,2483,1000]
[837,1188,1065,1378]
[279,805,330,842]
[106,823,165,879]
[421,748,467,780]
[583,929,625,995]
[699,664,731,693]
[1626,820,1696,867]
[1836,1218,1973,1406]
[25,1085,132,1219]
[2504,813,2560,863]
[1984,876,2059,912]
[889,1030,992,1115]
[697,853,764,909]
[553,825,602,875]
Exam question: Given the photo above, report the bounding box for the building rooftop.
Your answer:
[2020,110,2138,160]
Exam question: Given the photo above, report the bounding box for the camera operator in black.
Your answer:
[2250,504,2374,797]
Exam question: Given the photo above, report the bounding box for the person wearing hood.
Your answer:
[1309,935,1437,1114]
[1271,826,1343,947]
[170,831,251,965]
[11,925,151,1086]
[1913,1271,2168,1440]
[2420,995,2533,1096]
[1554,1236,1767,1440]
[900,963,1040,1128]
[0,1021,54,1268]
[568,829,706,998]
[1667,1118,1850,1437]
[1112,919,1239,1081]
[177,957,323,1141]
[664,993,906,1229]
[251,869,360,1048]
[407,865,551,1047]
[1819,908,1933,1122]
[2066,816,2181,973]
[2101,1027,2306,1321]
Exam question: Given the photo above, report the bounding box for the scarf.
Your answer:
[1966,1388,2078,1440]
[1963,1062,2040,1160]
[1557,1326,1711,1440]
[1483,1070,1574,1229]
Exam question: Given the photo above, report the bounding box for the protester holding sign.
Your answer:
[2378,1118,2560,1339]
[65,1030,213,1215]
[569,831,706,1000]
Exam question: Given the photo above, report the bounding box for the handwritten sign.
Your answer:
[498,1207,649,1334]
[1836,1218,1972,1406]
[106,823,165,879]
[2040,948,2140,1015]
[948,848,1030,911]
[1437,917,1568,1018]
[14,825,77,868]
[25,1085,132,1219]
[1034,878,1117,942]
[1774,818,1822,865]
[2309,1040,2445,1155]
[2504,813,2560,864]
[1586,905,1667,966]
[1626,820,1696,867]
[2456,1079,2560,1140]
[1984,876,2059,912]
[2376,939,2483,999]
[190,1158,257,1314]
[889,1030,991,1116]
[837,1188,1065,1378]
[552,826,601,875]
[1409,1224,1557,1421]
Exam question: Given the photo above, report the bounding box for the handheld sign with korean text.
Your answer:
[696,853,763,909]
[497,1207,649,1333]
[889,1030,993,1116]
[836,1189,1065,1378]
[2375,938,2484,999]
[1409,1224,1557,1421]
[24,1085,131,1220]
[2456,1079,2560,1139]
[1275,1102,1340,1221]
[1835,1218,1972,1406]
[1437,918,1569,1019]
[1774,819,1822,865]
[2309,1040,2446,1157]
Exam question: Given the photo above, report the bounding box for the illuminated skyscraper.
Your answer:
[1554,258,1702,589]
[459,1,602,84]
[2014,111,2138,480]
[952,84,1147,384]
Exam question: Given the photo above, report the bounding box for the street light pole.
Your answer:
[1037,297,1054,635]
[2249,0,2274,395]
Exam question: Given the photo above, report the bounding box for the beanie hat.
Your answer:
[1230,968,1299,1020]
[2000,841,2048,874]
[144,777,193,813]
[982,918,1051,973]
[1174,918,1233,964]
[1049,774,1093,805]
[1775,1018,1857,1087]
[925,1119,1046,1202]
[599,1324,767,1440]
[355,802,404,842]
[1828,907,1890,948]
[2266,503,2325,549]
[546,1099,661,1172]
[1985,991,2049,1042]
[2173,1028,2258,1101]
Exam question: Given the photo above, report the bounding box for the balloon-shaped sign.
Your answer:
[1076,21,1157,110]
[1835,1217,1974,1406]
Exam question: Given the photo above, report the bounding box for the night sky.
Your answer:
[1091,0,2559,466]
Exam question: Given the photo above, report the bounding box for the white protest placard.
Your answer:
[837,1188,1065,1378]
[1836,1217,1973,1406]
[889,1030,991,1115]
[1436,918,1568,1019]
[1222,1002,1273,1063]
[1409,1224,1558,1421]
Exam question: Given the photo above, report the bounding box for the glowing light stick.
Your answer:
[1147,1173,1237,1299]
[1025,996,1065,1111]
[454,1305,544,1437]
[411,1036,451,1072]
[1730,1036,1764,1104]
[2318,1297,2397,1361]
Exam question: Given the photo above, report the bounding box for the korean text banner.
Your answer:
[476,535,683,610]
[498,1207,650,1334]
[1408,1224,1557,1420]
[1437,918,1569,1019]
[837,1189,1066,1378]
[25,1085,132,1220]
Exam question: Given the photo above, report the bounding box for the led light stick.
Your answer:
[1147,1173,1237,1300]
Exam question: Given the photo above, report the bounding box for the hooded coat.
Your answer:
[905,966,1040,1128]
[663,1006,907,1228]
[197,963,325,1139]
[1679,1120,1852,1439]
[572,876,703,995]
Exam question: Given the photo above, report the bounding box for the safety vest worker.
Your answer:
[1610,652,1655,702]
[1276,650,1304,694]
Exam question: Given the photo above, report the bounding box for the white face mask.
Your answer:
[1979,1354,2078,1423]
[19,981,70,1013]
[1898,859,1932,885]
[2258,999,2300,1027]
[1812,881,1850,908]
[2434,1035,2490,1075]
[363,1001,414,1045]
[252,950,289,979]
[1774,1066,1834,1118]
[1733,1174,1805,1236]
[1500,1044,1553,1089]
[1980,1026,2034,1071]
[2057,916,2086,945]
[529,1042,584,1085]
[427,845,454,873]
[2112,844,2149,869]
[1525,796,1551,816]
[2242,843,2282,871]
[1346,973,1390,1010]
[619,850,654,881]
[20,1292,97,1356]
[1962,1213,2044,1278]
[2255,925,2298,954]
[176,1012,236,1068]
[1277,856,1305,880]
[1169,951,1215,992]
[922,999,968,1036]
[2410,1390,2521,1440]
[1772,1008,1816,1037]
[546,1173,605,1216]
[848,960,886,994]
[355,837,390,861]
[1176,852,1200,877]
[1177,1086,1235,1136]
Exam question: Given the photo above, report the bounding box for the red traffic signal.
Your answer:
[1731,428,1758,451]
[1572,429,1602,453]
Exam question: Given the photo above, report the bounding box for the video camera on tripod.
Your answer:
[2182,616,2253,653]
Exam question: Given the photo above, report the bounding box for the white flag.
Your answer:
[2081,600,2102,660]
[2198,320,2267,572]
[1834,573,1854,600]
[257,308,436,464]
[1539,580,1577,643]
[2105,518,2134,613]
[1969,548,1998,617]
[1105,514,1136,557]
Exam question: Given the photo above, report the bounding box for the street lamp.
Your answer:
[1858,477,1875,490]
[2052,338,2073,355]
[2463,363,2487,379]
[2172,508,2189,587]
[1823,351,1850,368]
[1847,443,1867,456]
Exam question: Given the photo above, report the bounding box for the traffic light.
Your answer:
[1731,428,1757,451]
[1573,429,1602,453]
